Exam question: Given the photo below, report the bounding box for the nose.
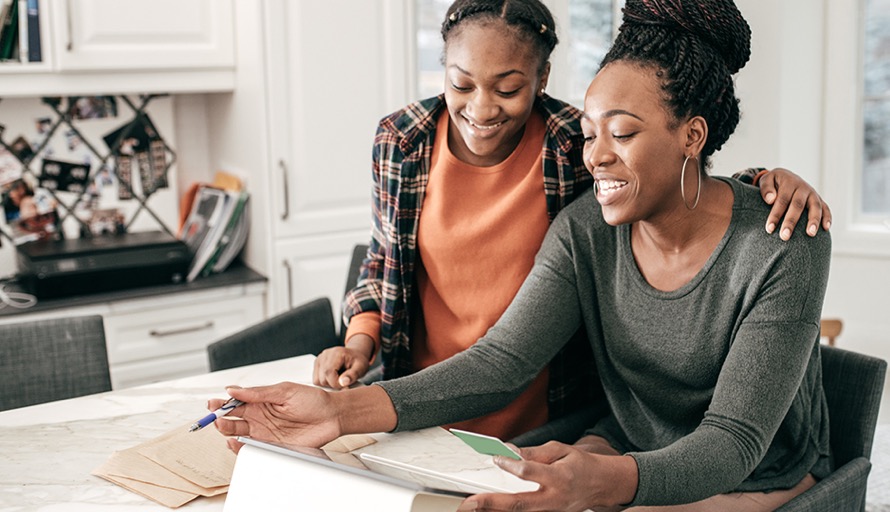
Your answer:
[585,138,616,171]
[466,90,499,122]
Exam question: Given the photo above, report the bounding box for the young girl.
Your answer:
[313,0,830,443]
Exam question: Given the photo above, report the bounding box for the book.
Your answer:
[25,0,37,62]
[200,190,250,277]
[0,0,18,61]
[180,185,231,282]
[16,0,25,63]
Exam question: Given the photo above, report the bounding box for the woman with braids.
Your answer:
[311,0,830,444]
[215,1,831,509]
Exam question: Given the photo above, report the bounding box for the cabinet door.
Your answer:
[265,0,410,239]
[51,0,235,71]
[272,231,369,319]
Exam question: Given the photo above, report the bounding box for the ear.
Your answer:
[538,61,551,96]
[683,116,708,157]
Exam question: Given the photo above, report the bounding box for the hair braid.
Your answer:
[441,0,559,71]
[601,0,751,166]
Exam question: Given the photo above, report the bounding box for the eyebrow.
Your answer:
[449,64,526,80]
[582,109,645,122]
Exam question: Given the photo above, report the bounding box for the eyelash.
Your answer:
[449,83,522,97]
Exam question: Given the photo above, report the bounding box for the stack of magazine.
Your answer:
[180,177,250,282]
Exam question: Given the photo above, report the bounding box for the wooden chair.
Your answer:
[0,315,111,411]
[821,318,843,346]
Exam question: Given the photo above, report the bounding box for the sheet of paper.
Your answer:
[92,456,199,509]
[93,422,235,508]
[136,422,236,489]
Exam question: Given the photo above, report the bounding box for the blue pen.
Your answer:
[188,397,244,432]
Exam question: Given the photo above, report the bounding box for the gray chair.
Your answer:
[777,344,887,511]
[341,243,369,342]
[0,315,111,411]
[207,297,339,372]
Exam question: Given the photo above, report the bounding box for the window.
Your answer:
[863,0,890,216]
[413,0,622,104]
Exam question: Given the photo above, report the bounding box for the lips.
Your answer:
[596,178,628,204]
[461,112,506,133]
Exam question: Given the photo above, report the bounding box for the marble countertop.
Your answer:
[0,355,316,511]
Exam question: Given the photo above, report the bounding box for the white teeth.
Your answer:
[597,179,627,195]
[463,114,504,130]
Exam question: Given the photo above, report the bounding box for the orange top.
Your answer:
[408,110,551,440]
[344,111,552,439]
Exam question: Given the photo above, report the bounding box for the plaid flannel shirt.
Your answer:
[342,94,600,420]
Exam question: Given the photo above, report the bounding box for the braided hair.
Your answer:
[601,0,752,166]
[441,0,559,72]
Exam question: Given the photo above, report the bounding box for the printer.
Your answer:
[16,231,190,299]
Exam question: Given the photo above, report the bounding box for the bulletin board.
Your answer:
[0,94,179,251]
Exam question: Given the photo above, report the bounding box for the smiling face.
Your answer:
[443,19,549,167]
[582,61,705,226]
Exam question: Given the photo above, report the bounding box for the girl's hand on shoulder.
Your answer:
[758,168,832,241]
[456,441,638,511]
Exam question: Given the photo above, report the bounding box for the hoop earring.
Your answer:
[681,155,701,210]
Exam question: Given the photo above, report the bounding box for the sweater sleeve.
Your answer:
[375,222,584,431]
[627,231,831,506]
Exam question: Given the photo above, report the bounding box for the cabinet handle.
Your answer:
[279,159,290,221]
[283,259,293,307]
[65,0,73,51]
[149,321,215,338]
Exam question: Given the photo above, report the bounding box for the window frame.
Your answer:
[823,0,890,257]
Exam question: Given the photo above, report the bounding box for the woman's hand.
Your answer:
[210,383,342,454]
[456,442,638,511]
[313,334,375,389]
[758,168,832,241]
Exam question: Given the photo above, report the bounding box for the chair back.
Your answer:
[777,344,887,511]
[0,315,111,411]
[821,345,886,465]
[208,297,339,372]
[340,244,369,342]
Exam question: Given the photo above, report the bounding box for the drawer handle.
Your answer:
[279,159,290,221]
[149,321,215,338]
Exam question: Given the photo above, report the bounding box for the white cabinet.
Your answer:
[258,0,411,314]
[0,279,266,389]
[52,0,234,71]
[0,0,236,97]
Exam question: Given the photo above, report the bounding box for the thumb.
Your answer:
[338,366,365,387]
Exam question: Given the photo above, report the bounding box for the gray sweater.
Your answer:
[376,177,832,506]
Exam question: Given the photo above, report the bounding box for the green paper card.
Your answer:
[449,428,522,460]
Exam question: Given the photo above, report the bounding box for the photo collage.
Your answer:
[0,95,173,247]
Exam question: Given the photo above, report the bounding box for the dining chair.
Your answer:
[820,318,843,346]
[0,315,112,411]
[207,297,339,372]
[777,344,887,511]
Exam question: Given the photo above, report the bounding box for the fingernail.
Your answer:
[225,385,243,390]
[766,222,775,234]
[339,376,351,387]
[457,500,478,511]
[825,220,831,230]
[781,228,791,240]
[765,192,776,203]
[808,224,817,236]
